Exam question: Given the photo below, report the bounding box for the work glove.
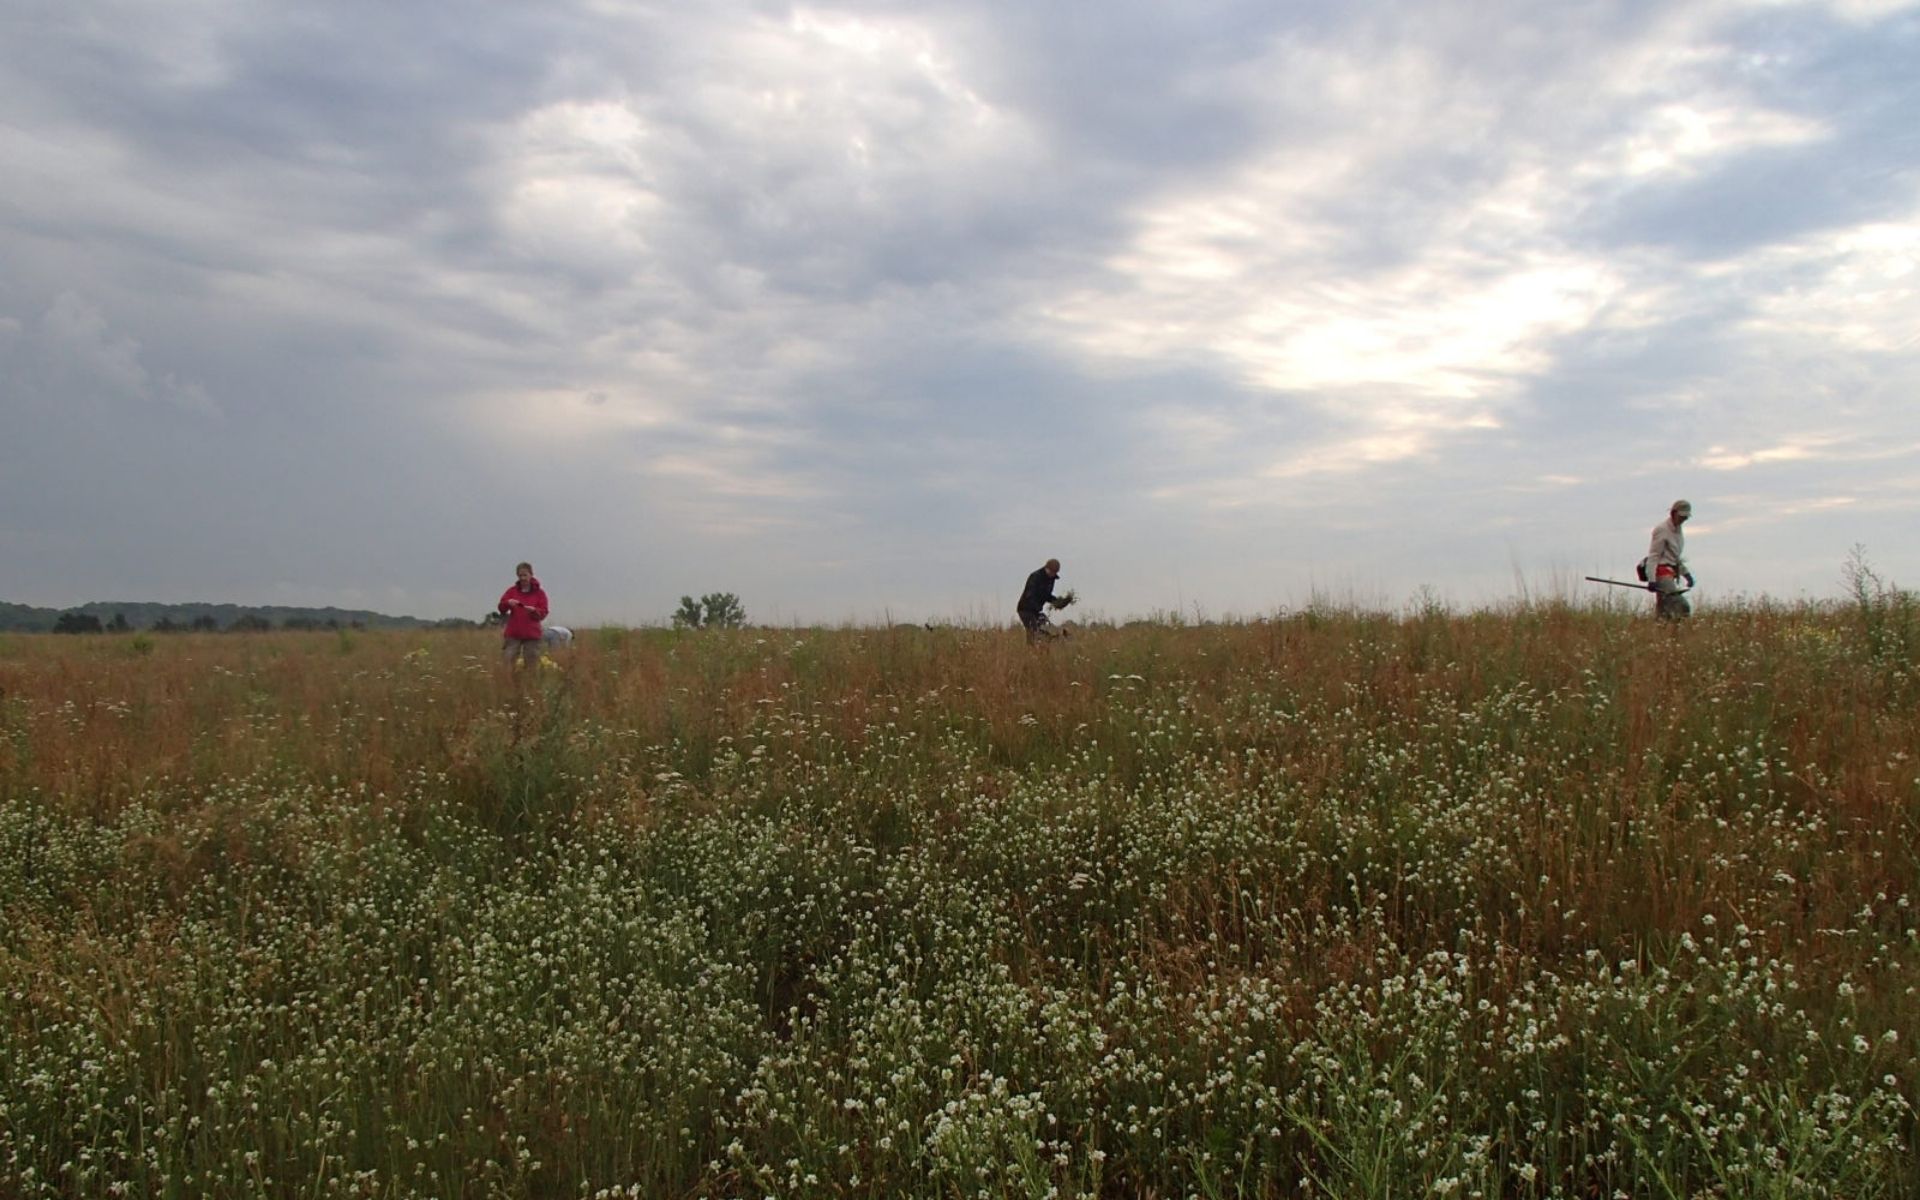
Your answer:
[1684,573,1695,588]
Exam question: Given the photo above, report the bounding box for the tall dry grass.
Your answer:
[0,600,1916,1196]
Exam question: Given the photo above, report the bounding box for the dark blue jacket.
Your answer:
[1018,568,1059,616]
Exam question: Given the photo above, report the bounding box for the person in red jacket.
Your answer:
[498,561,549,667]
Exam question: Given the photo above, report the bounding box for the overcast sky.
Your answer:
[3,0,1917,624]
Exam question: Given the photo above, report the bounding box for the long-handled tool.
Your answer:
[1585,576,1691,594]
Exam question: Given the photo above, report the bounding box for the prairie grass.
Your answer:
[0,601,1916,1197]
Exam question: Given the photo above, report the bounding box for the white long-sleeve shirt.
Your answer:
[1646,518,1688,577]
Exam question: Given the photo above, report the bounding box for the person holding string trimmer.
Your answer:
[1644,500,1695,620]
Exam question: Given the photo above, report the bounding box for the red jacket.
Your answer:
[498,579,549,640]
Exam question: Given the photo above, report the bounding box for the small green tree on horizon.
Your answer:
[672,593,747,629]
[671,596,703,628]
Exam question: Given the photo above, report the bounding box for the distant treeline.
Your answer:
[0,601,478,634]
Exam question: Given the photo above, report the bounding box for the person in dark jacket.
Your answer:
[498,562,550,667]
[1017,558,1073,643]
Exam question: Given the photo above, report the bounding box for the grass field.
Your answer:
[2,597,1918,1197]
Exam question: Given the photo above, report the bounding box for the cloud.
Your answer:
[3,291,218,416]
[1742,0,1920,26]
[1733,219,1920,350]
[1608,102,1824,179]
[1698,437,1833,469]
[1696,487,1920,533]
[2,0,1919,616]
[1022,3,1848,506]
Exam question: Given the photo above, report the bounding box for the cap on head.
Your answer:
[1670,500,1692,517]
[1045,558,1061,572]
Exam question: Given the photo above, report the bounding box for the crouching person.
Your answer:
[1017,558,1075,644]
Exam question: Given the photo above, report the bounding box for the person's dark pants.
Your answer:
[1018,610,1044,644]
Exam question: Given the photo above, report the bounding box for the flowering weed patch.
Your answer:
[0,610,1915,1196]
